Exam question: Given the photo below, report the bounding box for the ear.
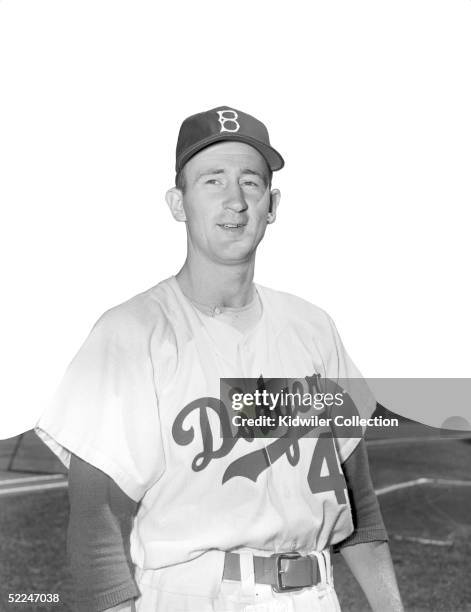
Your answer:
[166,188,186,222]
[266,189,281,224]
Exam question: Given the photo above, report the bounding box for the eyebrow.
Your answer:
[241,168,266,181]
[195,168,226,181]
[240,168,269,187]
[195,168,268,185]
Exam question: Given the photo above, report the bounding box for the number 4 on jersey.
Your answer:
[308,433,347,505]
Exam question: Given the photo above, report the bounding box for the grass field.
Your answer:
[1,434,470,611]
[334,438,471,612]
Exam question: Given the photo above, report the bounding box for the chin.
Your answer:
[214,245,254,264]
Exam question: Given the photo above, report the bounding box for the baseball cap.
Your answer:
[175,106,284,174]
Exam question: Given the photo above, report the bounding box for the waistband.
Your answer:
[135,548,333,598]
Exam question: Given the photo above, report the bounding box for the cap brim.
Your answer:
[176,133,285,173]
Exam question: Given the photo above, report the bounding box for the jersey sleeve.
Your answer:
[35,308,166,502]
[323,312,377,463]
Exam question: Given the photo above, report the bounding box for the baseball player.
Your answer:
[35,107,403,612]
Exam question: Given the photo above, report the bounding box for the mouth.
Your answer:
[217,223,247,231]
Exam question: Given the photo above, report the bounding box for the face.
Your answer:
[166,142,280,266]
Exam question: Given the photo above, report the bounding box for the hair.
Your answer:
[175,164,273,194]
[175,167,187,193]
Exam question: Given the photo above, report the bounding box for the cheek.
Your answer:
[253,194,271,217]
[184,202,214,231]
[189,218,210,238]
[252,207,270,227]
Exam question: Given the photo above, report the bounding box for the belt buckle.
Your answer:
[271,552,304,593]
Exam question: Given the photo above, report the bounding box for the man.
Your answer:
[36,106,403,611]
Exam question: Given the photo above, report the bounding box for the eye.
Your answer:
[242,180,260,188]
[205,179,220,185]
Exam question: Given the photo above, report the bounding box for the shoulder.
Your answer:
[257,283,334,328]
[90,278,176,347]
[257,284,340,359]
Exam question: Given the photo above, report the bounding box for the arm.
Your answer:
[336,440,404,611]
[341,541,403,612]
[67,454,140,612]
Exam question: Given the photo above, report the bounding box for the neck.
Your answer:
[176,257,255,308]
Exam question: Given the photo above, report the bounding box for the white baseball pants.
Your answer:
[134,550,341,612]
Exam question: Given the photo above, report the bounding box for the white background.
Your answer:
[1,0,470,437]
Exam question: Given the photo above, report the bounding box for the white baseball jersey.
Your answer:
[35,277,375,599]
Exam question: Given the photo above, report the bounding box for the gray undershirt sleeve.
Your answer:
[333,438,389,551]
[67,454,139,611]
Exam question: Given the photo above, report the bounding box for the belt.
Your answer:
[223,552,319,593]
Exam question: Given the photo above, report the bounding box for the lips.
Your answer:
[218,223,246,229]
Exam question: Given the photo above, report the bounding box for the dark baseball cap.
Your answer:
[175,106,285,174]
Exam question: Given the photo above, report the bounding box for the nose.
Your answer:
[223,182,248,213]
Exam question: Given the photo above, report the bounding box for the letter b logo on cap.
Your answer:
[217,109,240,133]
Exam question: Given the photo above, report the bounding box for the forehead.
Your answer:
[184,141,269,176]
